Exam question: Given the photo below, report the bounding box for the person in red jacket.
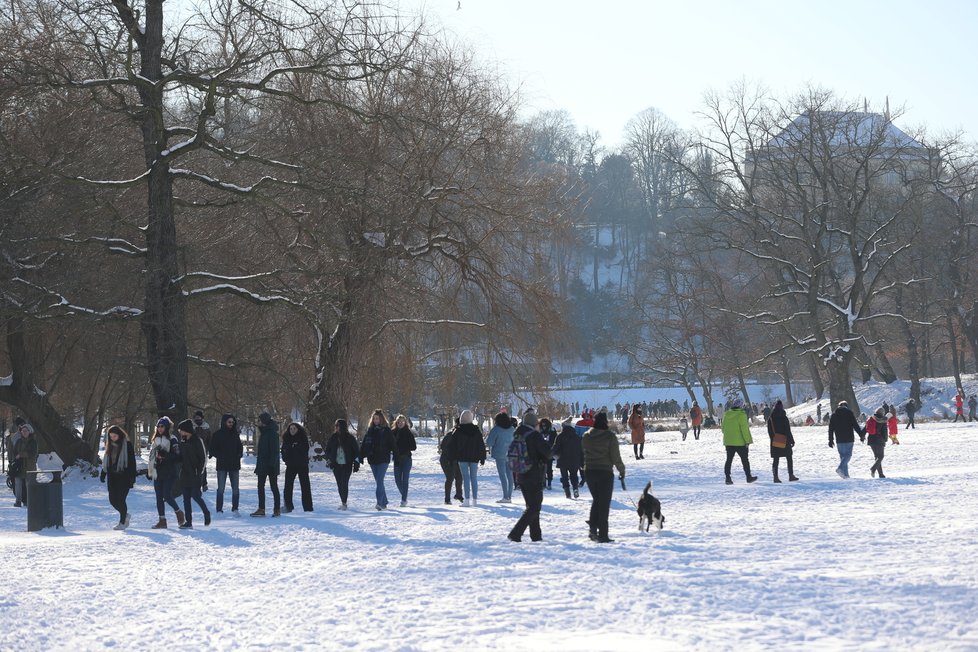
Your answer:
[887,412,900,445]
[690,401,703,440]
[954,391,966,423]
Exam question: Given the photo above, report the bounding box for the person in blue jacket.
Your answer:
[485,412,515,503]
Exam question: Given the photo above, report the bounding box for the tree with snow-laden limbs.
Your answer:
[691,85,935,413]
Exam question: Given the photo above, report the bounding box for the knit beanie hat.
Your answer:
[593,412,609,429]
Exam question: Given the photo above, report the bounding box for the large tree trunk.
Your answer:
[963,301,978,373]
[896,289,921,405]
[137,0,188,421]
[305,317,355,444]
[807,352,825,399]
[0,318,96,464]
[736,369,751,414]
[781,356,794,407]
[825,353,859,416]
[946,313,964,392]
[874,347,898,384]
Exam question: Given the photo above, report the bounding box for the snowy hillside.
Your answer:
[787,375,978,423]
[2,420,977,649]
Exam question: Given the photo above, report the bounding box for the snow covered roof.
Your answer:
[763,111,928,159]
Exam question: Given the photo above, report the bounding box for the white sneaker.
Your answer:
[232,510,241,518]
[472,498,478,506]
[124,514,131,528]
[339,503,348,511]
[113,522,126,531]
[400,500,408,507]
[462,499,471,507]
[496,498,507,504]
[836,468,846,479]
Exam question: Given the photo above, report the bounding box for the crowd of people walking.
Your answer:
[3,388,976,540]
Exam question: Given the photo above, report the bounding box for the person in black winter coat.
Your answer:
[325,419,360,510]
[828,400,865,479]
[438,422,464,505]
[767,400,798,483]
[552,419,584,499]
[192,410,212,492]
[539,418,558,490]
[176,419,211,529]
[361,410,396,510]
[452,410,486,506]
[209,414,244,515]
[101,425,137,530]
[282,422,313,512]
[507,411,552,542]
[905,399,917,429]
[866,408,889,478]
[391,415,418,506]
[148,417,184,529]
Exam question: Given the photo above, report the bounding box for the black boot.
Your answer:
[772,462,781,483]
[725,475,733,485]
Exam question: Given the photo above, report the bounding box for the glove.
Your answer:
[828,441,834,448]
[479,459,485,466]
[100,470,106,482]
[353,462,360,473]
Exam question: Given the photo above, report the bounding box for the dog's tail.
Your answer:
[643,481,652,496]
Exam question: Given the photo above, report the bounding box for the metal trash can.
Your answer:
[27,470,64,531]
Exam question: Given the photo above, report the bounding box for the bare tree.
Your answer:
[694,85,931,412]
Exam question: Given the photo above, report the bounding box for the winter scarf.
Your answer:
[104,440,130,474]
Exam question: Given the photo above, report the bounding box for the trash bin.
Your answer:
[27,470,64,531]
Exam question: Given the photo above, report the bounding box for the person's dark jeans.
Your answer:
[257,472,280,510]
[154,473,181,517]
[772,455,794,478]
[509,476,543,541]
[724,445,752,479]
[332,464,353,504]
[559,466,580,494]
[107,474,131,523]
[393,456,412,502]
[870,442,886,475]
[215,469,240,512]
[284,465,313,511]
[585,469,614,540]
[440,458,463,502]
[182,483,210,524]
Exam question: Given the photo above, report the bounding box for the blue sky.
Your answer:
[404,0,978,147]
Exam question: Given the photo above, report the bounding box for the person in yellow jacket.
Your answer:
[722,398,758,485]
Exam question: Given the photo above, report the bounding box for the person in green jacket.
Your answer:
[721,398,758,484]
[251,412,281,517]
[582,411,626,543]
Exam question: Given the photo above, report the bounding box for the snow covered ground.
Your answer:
[2,419,978,650]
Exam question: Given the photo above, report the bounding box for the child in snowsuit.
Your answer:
[679,417,689,441]
[887,412,900,445]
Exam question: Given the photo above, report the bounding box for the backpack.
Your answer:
[507,432,532,475]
